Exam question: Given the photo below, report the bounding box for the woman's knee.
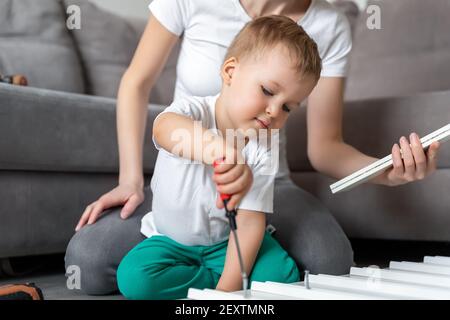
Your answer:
[270,178,354,275]
[275,214,354,275]
[65,226,117,295]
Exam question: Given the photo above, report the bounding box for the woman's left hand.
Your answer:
[382,132,441,186]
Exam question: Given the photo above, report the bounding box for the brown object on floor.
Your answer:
[0,283,44,300]
[0,74,28,86]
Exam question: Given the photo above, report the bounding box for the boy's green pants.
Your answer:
[117,232,299,300]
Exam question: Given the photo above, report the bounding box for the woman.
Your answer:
[65,0,440,295]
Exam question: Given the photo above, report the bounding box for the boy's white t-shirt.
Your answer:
[148,0,352,178]
[141,95,277,246]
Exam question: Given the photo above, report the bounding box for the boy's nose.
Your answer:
[266,104,281,118]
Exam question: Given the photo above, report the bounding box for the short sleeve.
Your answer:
[320,13,352,77]
[152,98,207,152]
[148,0,191,36]
[237,147,277,214]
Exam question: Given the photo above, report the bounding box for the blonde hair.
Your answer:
[224,15,322,80]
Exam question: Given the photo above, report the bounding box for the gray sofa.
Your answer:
[1,0,449,262]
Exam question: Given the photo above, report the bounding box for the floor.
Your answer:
[1,239,450,300]
[0,254,123,300]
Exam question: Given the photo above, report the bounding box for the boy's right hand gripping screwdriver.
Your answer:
[213,160,249,298]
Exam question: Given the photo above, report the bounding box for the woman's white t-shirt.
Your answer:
[148,0,352,177]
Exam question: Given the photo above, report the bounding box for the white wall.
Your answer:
[91,0,151,20]
[91,0,369,20]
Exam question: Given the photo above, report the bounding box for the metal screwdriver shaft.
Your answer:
[213,159,249,298]
[222,196,249,298]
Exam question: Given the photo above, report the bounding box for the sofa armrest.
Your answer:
[287,90,450,172]
[0,83,165,173]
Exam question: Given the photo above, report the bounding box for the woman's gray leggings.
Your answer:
[64,177,354,295]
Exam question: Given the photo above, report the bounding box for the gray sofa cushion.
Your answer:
[0,83,161,174]
[0,0,85,93]
[345,0,450,101]
[64,0,178,105]
[292,169,450,241]
[63,0,141,99]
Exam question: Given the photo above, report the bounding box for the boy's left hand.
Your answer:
[381,133,440,186]
[213,159,253,210]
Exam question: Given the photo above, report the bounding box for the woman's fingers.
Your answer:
[76,201,104,231]
[399,136,415,181]
[409,133,427,180]
[120,193,144,219]
[75,190,128,231]
[388,134,441,186]
[75,204,94,231]
[391,143,404,178]
[426,141,440,173]
[86,201,107,226]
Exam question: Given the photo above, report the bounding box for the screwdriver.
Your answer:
[213,160,249,298]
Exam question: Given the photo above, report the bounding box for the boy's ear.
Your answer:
[221,57,237,85]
